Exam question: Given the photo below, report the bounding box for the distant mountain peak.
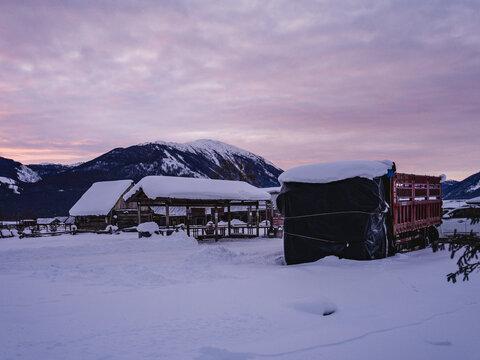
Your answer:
[443,171,480,199]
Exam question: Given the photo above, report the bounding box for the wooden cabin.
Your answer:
[69,180,141,231]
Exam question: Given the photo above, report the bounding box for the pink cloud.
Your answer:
[0,0,479,180]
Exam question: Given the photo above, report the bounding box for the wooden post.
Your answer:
[186,206,190,237]
[214,206,218,241]
[256,202,259,237]
[166,204,170,228]
[228,204,231,237]
[137,202,141,225]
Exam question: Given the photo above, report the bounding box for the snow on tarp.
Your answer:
[124,176,271,202]
[70,180,133,216]
[278,160,394,184]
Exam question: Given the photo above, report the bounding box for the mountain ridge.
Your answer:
[0,139,283,219]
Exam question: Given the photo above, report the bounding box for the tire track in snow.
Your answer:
[196,305,474,359]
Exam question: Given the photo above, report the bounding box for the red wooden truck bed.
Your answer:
[391,173,442,249]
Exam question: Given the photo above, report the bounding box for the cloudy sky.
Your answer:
[0,0,479,180]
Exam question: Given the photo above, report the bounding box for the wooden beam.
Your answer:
[228,205,231,237]
[165,204,170,227]
[256,202,259,237]
[186,206,190,237]
[214,206,218,241]
[137,202,141,225]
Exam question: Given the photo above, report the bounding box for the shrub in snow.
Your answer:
[105,225,118,234]
[19,228,32,238]
[1,229,13,238]
[137,222,160,238]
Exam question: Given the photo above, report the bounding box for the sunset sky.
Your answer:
[0,0,479,181]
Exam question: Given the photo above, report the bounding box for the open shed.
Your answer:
[69,180,138,230]
[276,160,395,265]
[123,176,272,239]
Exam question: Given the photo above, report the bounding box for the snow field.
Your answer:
[1,232,479,359]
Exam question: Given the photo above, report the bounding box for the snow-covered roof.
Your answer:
[124,176,271,202]
[278,160,394,184]
[54,216,76,224]
[36,218,59,225]
[70,180,134,216]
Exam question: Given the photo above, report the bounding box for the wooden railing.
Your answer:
[189,225,281,240]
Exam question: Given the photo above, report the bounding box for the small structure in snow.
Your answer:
[69,180,139,231]
[36,218,61,232]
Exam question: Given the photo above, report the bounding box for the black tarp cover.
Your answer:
[276,176,392,265]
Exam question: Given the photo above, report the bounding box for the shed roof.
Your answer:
[278,160,394,185]
[36,218,58,225]
[70,180,134,216]
[124,176,271,202]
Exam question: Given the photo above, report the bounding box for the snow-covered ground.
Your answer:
[1,232,479,360]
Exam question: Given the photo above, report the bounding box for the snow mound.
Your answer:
[279,160,393,184]
[1,229,13,238]
[105,225,118,233]
[186,246,240,264]
[290,297,337,316]
[218,219,247,227]
[136,222,159,234]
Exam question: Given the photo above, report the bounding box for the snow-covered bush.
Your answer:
[1,229,13,238]
[137,222,160,238]
[20,228,32,238]
[105,225,118,234]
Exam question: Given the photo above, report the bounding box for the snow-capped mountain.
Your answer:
[443,171,480,199]
[70,139,281,186]
[0,157,41,195]
[0,140,283,219]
